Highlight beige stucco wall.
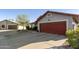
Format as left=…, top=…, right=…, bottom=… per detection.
left=37, top=13, right=74, bottom=31
left=17, top=25, right=26, bottom=30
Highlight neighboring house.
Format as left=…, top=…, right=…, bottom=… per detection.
left=35, top=11, right=79, bottom=35
left=0, top=20, right=17, bottom=30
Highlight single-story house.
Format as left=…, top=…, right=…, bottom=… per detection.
left=35, top=11, right=79, bottom=35
left=0, top=20, right=17, bottom=30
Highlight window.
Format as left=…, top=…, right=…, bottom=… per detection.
left=2, top=25, right=5, bottom=28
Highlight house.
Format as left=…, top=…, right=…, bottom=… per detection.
left=0, top=20, right=17, bottom=30
left=35, top=11, right=79, bottom=35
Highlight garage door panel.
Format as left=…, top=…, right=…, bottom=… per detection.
left=8, top=25, right=17, bottom=29
left=40, top=21, right=66, bottom=35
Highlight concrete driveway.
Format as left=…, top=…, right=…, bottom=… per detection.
left=0, top=30, right=67, bottom=49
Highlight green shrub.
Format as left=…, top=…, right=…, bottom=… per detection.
left=68, top=37, right=79, bottom=48
left=66, top=29, right=79, bottom=49
left=32, top=25, right=37, bottom=31
left=66, top=29, right=74, bottom=38
left=75, top=27, right=79, bottom=35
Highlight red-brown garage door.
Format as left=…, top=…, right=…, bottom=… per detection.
left=40, top=21, right=66, bottom=35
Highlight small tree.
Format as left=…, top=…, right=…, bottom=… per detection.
left=16, top=14, right=29, bottom=30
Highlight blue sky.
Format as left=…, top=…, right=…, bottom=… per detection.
left=0, top=9, right=79, bottom=22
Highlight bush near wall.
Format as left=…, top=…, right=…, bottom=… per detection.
left=26, top=25, right=38, bottom=31
left=31, top=25, right=37, bottom=31
left=66, top=27, right=79, bottom=49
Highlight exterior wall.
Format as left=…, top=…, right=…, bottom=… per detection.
left=37, top=13, right=74, bottom=31
left=0, top=20, right=17, bottom=30
left=72, top=22, right=77, bottom=30
left=0, top=21, right=7, bottom=30
left=17, top=25, right=26, bottom=30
